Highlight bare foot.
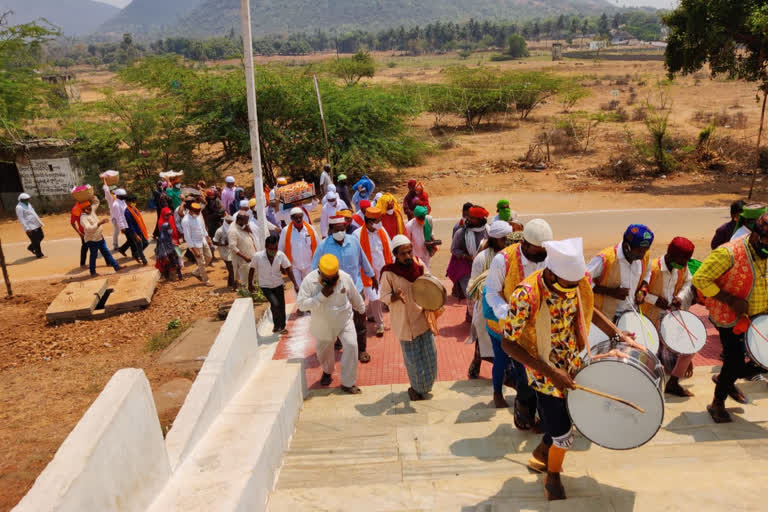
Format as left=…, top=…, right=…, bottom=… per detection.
left=493, top=392, right=510, bottom=409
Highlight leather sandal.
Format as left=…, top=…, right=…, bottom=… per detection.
left=712, top=375, right=748, bottom=404
left=341, top=385, right=362, bottom=395
left=707, top=400, right=732, bottom=423
left=358, top=351, right=371, bottom=363
left=320, top=372, right=332, bottom=386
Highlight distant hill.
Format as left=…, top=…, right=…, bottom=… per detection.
left=98, top=0, right=201, bottom=35
left=100, top=0, right=617, bottom=38
left=0, top=0, right=120, bottom=35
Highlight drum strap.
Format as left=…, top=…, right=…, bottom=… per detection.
left=535, top=304, right=553, bottom=365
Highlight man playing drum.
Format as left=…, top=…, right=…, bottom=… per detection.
left=641, top=237, right=697, bottom=397
left=484, top=219, right=553, bottom=426
left=501, top=238, right=627, bottom=501
left=588, top=224, right=654, bottom=322
left=693, top=214, right=768, bottom=423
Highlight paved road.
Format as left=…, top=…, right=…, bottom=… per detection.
left=1, top=207, right=728, bottom=282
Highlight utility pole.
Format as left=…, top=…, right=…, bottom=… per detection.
left=0, top=239, right=12, bottom=297
left=240, top=0, right=267, bottom=242
left=313, top=74, right=331, bottom=177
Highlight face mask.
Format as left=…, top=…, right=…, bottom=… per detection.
left=174, top=184, right=181, bottom=189
left=669, top=261, right=686, bottom=270
left=373, top=222, right=383, bottom=231
left=387, top=208, right=394, bottom=215
left=329, top=201, right=337, bottom=208
left=332, top=231, right=346, bottom=242
left=416, top=218, right=425, bottom=225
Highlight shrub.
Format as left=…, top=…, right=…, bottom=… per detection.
left=600, top=99, right=620, bottom=111
left=506, top=34, right=529, bottom=59
left=330, top=50, right=375, bottom=86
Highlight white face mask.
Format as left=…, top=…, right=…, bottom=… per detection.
left=373, top=222, right=383, bottom=231
left=387, top=208, right=394, bottom=215
left=332, top=231, right=345, bottom=242
left=174, top=183, right=181, bottom=189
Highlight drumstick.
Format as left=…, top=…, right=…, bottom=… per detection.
left=669, top=310, right=697, bottom=350
left=592, top=309, right=634, bottom=345
left=572, top=384, right=646, bottom=413
left=747, top=317, right=768, bottom=343
left=628, top=302, right=655, bottom=348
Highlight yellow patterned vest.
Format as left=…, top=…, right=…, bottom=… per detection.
left=593, top=245, right=650, bottom=320
left=486, top=243, right=526, bottom=335
left=641, top=257, right=687, bottom=327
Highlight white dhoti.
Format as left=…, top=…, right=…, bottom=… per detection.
left=292, top=266, right=312, bottom=288
left=363, top=285, right=383, bottom=328
left=315, top=319, right=358, bottom=387
left=235, top=257, right=250, bottom=287
left=471, top=298, right=493, bottom=358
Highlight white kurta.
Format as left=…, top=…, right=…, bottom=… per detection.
left=587, top=244, right=652, bottom=316
left=15, top=202, right=43, bottom=231
left=485, top=245, right=545, bottom=320
left=405, top=217, right=432, bottom=269
left=644, top=258, right=694, bottom=312
left=279, top=223, right=319, bottom=286
left=353, top=226, right=391, bottom=301
left=320, top=199, right=348, bottom=238
left=296, top=269, right=365, bottom=387
left=470, top=248, right=496, bottom=357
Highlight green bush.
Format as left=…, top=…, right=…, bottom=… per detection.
left=506, top=34, right=530, bottom=59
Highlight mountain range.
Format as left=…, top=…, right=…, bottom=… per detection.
left=98, top=0, right=197, bottom=35
left=0, top=0, right=119, bottom=35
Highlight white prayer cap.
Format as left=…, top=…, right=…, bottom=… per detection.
left=328, top=183, right=336, bottom=193
left=290, top=207, right=304, bottom=217
left=488, top=220, right=513, bottom=239
left=391, top=234, right=412, bottom=254
left=18, top=192, right=30, bottom=201
left=326, top=191, right=338, bottom=201
left=374, top=192, right=382, bottom=203
left=269, top=189, right=277, bottom=201
left=509, top=210, right=520, bottom=222
left=523, top=218, right=553, bottom=247
left=114, top=188, right=127, bottom=196
left=225, top=176, right=235, bottom=184
left=224, top=214, right=234, bottom=222
left=544, top=238, right=587, bottom=282
left=239, top=199, right=249, bottom=208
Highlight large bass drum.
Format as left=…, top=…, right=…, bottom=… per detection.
left=567, top=340, right=665, bottom=450
left=746, top=314, right=768, bottom=370
left=617, top=311, right=660, bottom=353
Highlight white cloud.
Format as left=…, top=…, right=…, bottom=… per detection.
left=608, top=0, right=678, bottom=8
left=92, top=0, right=132, bottom=7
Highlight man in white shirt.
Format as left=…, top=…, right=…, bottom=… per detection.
left=296, top=254, right=365, bottom=394
left=319, top=163, right=332, bottom=197
left=229, top=212, right=261, bottom=289
left=279, top=207, right=320, bottom=293
left=15, top=193, right=45, bottom=258
left=249, top=235, right=299, bottom=335
left=354, top=206, right=392, bottom=337
left=320, top=191, right=347, bottom=238
left=213, top=215, right=235, bottom=289
left=587, top=224, right=654, bottom=321
left=181, top=203, right=213, bottom=285
left=79, top=198, right=121, bottom=276
left=221, top=176, right=236, bottom=213
left=103, top=183, right=128, bottom=252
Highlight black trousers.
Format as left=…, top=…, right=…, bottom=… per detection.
left=262, top=286, right=286, bottom=331
left=536, top=391, right=572, bottom=446
left=79, top=236, right=88, bottom=266
left=122, top=230, right=147, bottom=263
left=26, top=227, right=44, bottom=256
left=353, top=309, right=367, bottom=353
left=224, top=260, right=235, bottom=288
left=715, top=326, right=764, bottom=401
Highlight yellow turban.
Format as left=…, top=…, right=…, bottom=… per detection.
left=248, top=198, right=257, bottom=208
left=318, top=254, right=339, bottom=275
left=336, top=209, right=353, bottom=219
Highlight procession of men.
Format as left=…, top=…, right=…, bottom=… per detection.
left=13, top=165, right=768, bottom=501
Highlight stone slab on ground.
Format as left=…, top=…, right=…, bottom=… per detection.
left=104, top=269, right=160, bottom=315
left=44, top=278, right=108, bottom=323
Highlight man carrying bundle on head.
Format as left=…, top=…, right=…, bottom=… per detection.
left=354, top=205, right=393, bottom=338
left=447, top=205, right=489, bottom=305
left=588, top=224, right=654, bottom=322
left=484, top=219, right=552, bottom=427
left=297, top=254, right=365, bottom=394
left=381, top=235, right=438, bottom=401
left=467, top=220, right=513, bottom=380
left=641, top=237, right=697, bottom=397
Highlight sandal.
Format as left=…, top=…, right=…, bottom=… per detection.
left=513, top=397, right=536, bottom=431
left=341, top=385, right=362, bottom=395
left=707, top=401, right=732, bottom=423
left=712, top=375, right=748, bottom=404
left=320, top=372, right=332, bottom=386
left=467, top=360, right=480, bottom=379
left=407, top=387, right=425, bottom=401
left=358, top=351, right=371, bottom=363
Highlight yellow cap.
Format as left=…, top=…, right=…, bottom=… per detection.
left=318, top=254, right=339, bottom=276
left=248, top=198, right=257, bottom=208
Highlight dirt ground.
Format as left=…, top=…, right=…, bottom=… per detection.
left=1, top=51, right=767, bottom=510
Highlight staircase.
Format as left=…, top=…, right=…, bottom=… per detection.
left=267, top=370, right=768, bottom=511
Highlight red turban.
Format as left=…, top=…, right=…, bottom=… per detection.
left=668, top=237, right=695, bottom=259
left=468, top=206, right=489, bottom=219
left=408, top=179, right=417, bottom=187
left=359, top=199, right=371, bottom=210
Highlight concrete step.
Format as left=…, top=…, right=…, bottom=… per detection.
left=148, top=359, right=304, bottom=512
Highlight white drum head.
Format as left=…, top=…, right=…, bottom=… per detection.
left=617, top=312, right=660, bottom=353
left=569, top=361, right=664, bottom=450
left=746, top=315, right=768, bottom=370
left=660, top=310, right=707, bottom=355
left=588, top=323, right=610, bottom=346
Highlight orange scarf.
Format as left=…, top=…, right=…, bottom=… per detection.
left=360, top=227, right=393, bottom=287
left=126, top=205, right=148, bottom=239
left=284, top=222, right=317, bottom=262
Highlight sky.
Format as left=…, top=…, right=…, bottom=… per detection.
left=93, top=0, right=131, bottom=7
left=608, top=0, right=678, bottom=8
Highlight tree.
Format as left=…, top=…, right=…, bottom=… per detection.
left=330, top=50, right=375, bottom=86
left=506, top=34, right=529, bottom=59
left=598, top=13, right=610, bottom=37
left=0, top=12, right=59, bottom=140
left=665, top=0, right=768, bottom=197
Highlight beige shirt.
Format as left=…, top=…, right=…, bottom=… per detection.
left=380, top=261, right=431, bottom=342
left=228, top=224, right=259, bottom=263
left=79, top=198, right=105, bottom=243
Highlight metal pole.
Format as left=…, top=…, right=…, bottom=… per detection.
left=240, top=0, right=267, bottom=242
left=313, top=74, right=331, bottom=177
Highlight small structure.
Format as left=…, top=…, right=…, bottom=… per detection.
left=552, top=43, right=563, bottom=61
left=589, top=40, right=607, bottom=51
left=0, top=138, right=83, bottom=212
left=42, top=72, right=81, bottom=103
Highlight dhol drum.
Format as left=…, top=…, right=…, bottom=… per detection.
left=617, top=311, right=660, bottom=353
left=412, top=275, right=446, bottom=311
left=659, top=310, right=707, bottom=355
left=746, top=314, right=768, bottom=370
left=567, top=340, right=665, bottom=450
left=588, top=323, right=610, bottom=346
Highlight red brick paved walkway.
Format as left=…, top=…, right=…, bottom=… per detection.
left=273, top=281, right=722, bottom=390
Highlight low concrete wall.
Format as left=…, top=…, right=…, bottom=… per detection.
left=13, top=369, right=170, bottom=512
left=165, top=298, right=264, bottom=470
